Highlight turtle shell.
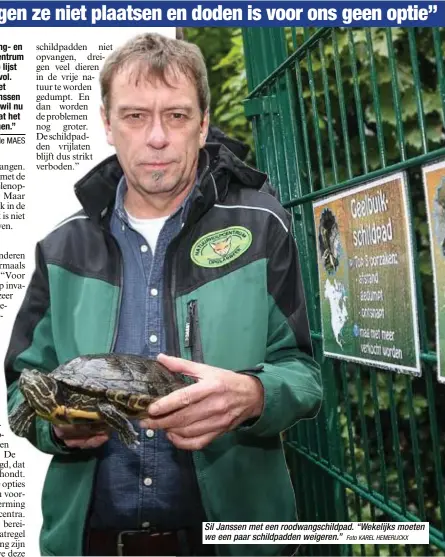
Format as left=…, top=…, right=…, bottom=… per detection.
left=50, top=354, right=187, bottom=403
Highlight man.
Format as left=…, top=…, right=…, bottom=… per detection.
left=5, top=33, right=322, bottom=557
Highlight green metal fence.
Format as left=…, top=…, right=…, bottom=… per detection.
left=242, top=27, right=445, bottom=556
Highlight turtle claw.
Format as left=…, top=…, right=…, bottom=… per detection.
left=128, top=438, right=141, bottom=450
left=117, top=429, right=139, bottom=448
left=97, top=402, right=140, bottom=447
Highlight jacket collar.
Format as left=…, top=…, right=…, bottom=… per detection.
left=74, top=143, right=268, bottom=224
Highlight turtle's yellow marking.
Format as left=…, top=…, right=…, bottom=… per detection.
left=65, top=409, right=100, bottom=420
left=130, top=397, right=150, bottom=411
left=53, top=406, right=66, bottom=419
left=36, top=406, right=100, bottom=422
left=114, top=392, right=148, bottom=411
left=35, top=406, right=66, bottom=420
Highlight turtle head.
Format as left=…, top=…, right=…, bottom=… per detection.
left=19, top=370, right=60, bottom=419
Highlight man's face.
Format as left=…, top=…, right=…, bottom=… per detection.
left=101, top=64, right=209, bottom=200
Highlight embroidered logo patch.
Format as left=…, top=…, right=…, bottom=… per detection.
left=191, top=226, right=252, bottom=268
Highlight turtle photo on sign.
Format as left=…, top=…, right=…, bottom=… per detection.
left=318, top=207, right=342, bottom=275
left=9, top=354, right=187, bottom=447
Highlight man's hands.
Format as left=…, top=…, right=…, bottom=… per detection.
left=52, top=423, right=110, bottom=449
left=139, top=354, right=264, bottom=451
left=51, top=354, right=265, bottom=451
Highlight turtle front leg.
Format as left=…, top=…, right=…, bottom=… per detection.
left=97, top=402, right=139, bottom=448
left=9, top=401, right=35, bottom=437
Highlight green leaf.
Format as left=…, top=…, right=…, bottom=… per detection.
left=401, top=88, right=420, bottom=119
left=423, top=90, right=443, bottom=115
left=405, top=125, right=424, bottom=150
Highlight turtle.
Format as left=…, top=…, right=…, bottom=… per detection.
left=9, top=354, right=188, bottom=447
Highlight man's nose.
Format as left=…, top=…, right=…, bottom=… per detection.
left=145, top=117, right=169, bottom=149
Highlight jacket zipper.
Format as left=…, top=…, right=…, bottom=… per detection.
left=168, top=248, right=180, bottom=356
left=164, top=155, right=211, bottom=358
left=162, top=157, right=212, bottom=523
left=109, top=233, right=124, bottom=351
left=184, top=300, right=204, bottom=363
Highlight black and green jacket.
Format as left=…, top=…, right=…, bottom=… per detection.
left=5, top=143, right=322, bottom=557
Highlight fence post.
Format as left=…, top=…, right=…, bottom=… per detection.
left=242, top=28, right=349, bottom=556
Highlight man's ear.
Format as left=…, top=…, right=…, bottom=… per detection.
left=100, top=105, right=114, bottom=147
left=199, top=110, right=210, bottom=148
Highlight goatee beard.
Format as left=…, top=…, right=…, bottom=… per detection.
left=151, top=170, right=166, bottom=182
